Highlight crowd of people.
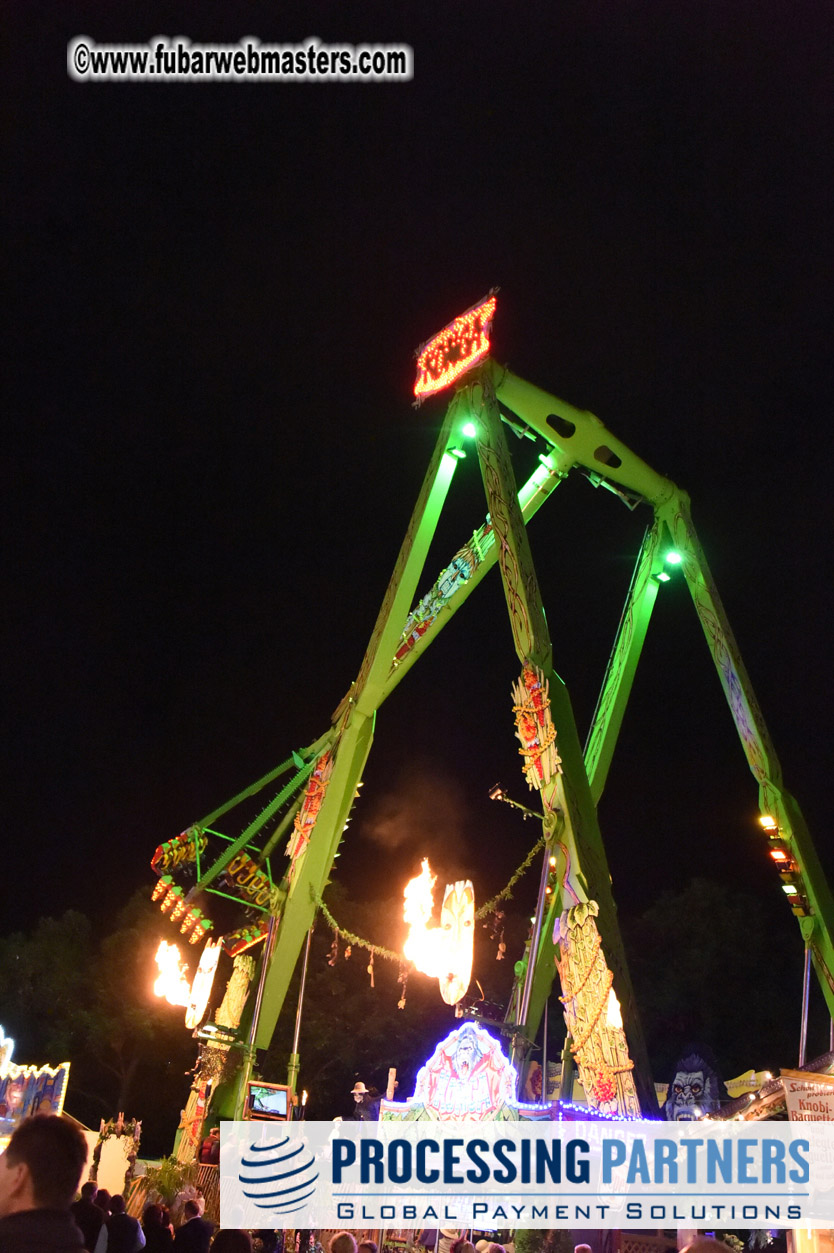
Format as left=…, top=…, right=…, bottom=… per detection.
left=0, top=1115, right=223, bottom=1253
left=70, top=1174, right=215, bottom=1252
left=0, top=1113, right=765, bottom=1253
left=415, top=1230, right=507, bottom=1253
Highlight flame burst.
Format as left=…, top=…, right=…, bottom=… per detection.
left=403, top=858, right=474, bottom=1005
left=154, top=940, right=191, bottom=1007
left=404, top=860, right=446, bottom=975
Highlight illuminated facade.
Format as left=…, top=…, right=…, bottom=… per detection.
left=0, top=1026, right=70, bottom=1144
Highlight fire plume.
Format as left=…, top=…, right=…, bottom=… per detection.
left=153, top=940, right=191, bottom=1007
left=403, top=858, right=475, bottom=1005
left=403, top=859, right=448, bottom=977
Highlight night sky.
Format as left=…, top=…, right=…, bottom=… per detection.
left=6, top=3, right=834, bottom=1060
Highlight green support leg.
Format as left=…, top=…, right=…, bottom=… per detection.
left=659, top=492, right=834, bottom=1016
left=253, top=400, right=464, bottom=1050
left=584, top=519, right=664, bottom=804
left=464, top=369, right=656, bottom=1115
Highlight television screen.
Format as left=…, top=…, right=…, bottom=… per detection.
left=246, top=1082, right=289, bottom=1120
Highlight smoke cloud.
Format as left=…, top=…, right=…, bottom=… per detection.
left=359, top=761, right=468, bottom=874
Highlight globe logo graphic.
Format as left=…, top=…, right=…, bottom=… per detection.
left=238, top=1135, right=319, bottom=1216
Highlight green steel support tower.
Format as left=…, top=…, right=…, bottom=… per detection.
left=150, top=298, right=834, bottom=1130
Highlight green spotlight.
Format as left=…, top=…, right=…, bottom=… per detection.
left=666, top=551, right=682, bottom=565
left=462, top=421, right=477, bottom=439
left=655, top=571, right=671, bottom=583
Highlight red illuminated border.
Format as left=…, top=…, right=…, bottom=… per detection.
left=413, top=294, right=497, bottom=401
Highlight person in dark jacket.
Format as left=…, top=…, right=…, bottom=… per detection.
left=0, top=1113, right=88, bottom=1252
left=172, top=1199, right=213, bottom=1253
left=142, top=1203, right=174, bottom=1253
left=72, top=1181, right=105, bottom=1252
left=106, top=1193, right=146, bottom=1252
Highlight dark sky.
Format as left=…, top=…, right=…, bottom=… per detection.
left=5, top=2, right=834, bottom=1049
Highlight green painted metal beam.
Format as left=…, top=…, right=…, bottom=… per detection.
left=487, top=361, right=676, bottom=507
left=658, top=491, right=834, bottom=1017
left=352, top=396, right=467, bottom=718
left=254, top=712, right=378, bottom=1052
left=378, top=450, right=569, bottom=704
left=193, top=751, right=311, bottom=831
left=253, top=400, right=463, bottom=1050
left=464, top=371, right=657, bottom=1116
left=192, top=756, right=317, bottom=896
left=584, top=519, right=665, bottom=805
left=258, top=794, right=304, bottom=864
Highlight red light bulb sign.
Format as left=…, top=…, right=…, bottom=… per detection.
left=414, top=294, right=497, bottom=401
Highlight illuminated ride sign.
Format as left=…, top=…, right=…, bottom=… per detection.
left=380, top=1021, right=548, bottom=1121
left=413, top=293, right=497, bottom=402
left=378, top=1022, right=631, bottom=1125
left=0, top=1026, right=70, bottom=1141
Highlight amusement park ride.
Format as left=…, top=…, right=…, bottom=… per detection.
left=149, top=295, right=834, bottom=1149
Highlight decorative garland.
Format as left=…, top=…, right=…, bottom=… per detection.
left=477, top=834, right=546, bottom=916
left=311, top=832, right=549, bottom=1000
left=315, top=895, right=401, bottom=963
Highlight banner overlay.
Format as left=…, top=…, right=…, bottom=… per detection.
left=220, top=1120, right=834, bottom=1229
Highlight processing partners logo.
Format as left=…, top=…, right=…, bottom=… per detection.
left=237, top=1132, right=319, bottom=1218
left=221, top=1119, right=834, bottom=1230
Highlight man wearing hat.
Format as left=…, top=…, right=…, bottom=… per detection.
left=350, top=1081, right=380, bottom=1122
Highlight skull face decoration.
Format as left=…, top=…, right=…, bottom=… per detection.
left=438, top=880, right=475, bottom=1005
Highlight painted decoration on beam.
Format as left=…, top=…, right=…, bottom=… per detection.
left=554, top=901, right=641, bottom=1117
left=394, top=533, right=490, bottom=665
left=403, top=859, right=474, bottom=1005
left=413, top=294, right=497, bottom=402
left=512, top=663, right=562, bottom=790
left=286, top=750, right=334, bottom=885
left=0, top=1027, right=70, bottom=1138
